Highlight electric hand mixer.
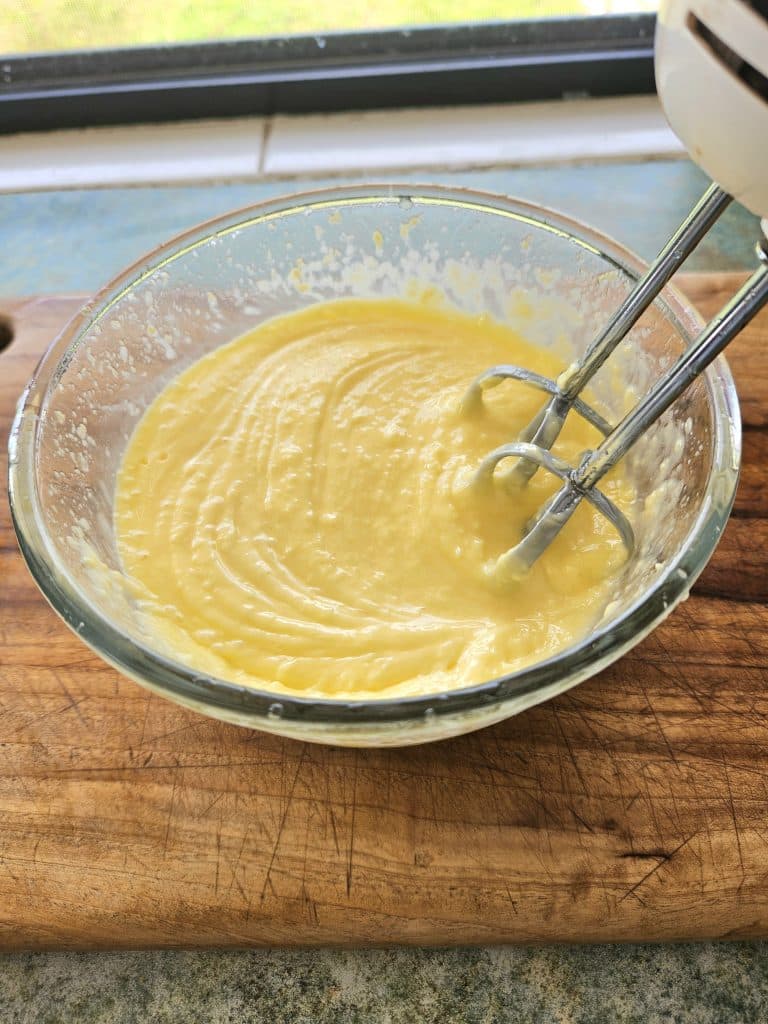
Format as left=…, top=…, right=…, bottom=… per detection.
left=465, top=0, right=768, bottom=583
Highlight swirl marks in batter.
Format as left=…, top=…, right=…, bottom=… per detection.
left=115, top=298, right=631, bottom=698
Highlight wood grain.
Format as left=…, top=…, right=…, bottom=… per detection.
left=1, top=278, right=767, bottom=951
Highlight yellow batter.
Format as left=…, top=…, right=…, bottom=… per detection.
left=115, top=298, right=631, bottom=699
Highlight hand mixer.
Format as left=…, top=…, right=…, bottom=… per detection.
left=464, top=0, right=768, bottom=583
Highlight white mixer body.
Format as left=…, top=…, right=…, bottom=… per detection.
left=655, top=0, right=768, bottom=225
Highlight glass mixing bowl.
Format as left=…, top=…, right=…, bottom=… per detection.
left=8, top=185, right=740, bottom=747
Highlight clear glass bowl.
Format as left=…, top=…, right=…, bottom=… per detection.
left=8, top=185, right=740, bottom=746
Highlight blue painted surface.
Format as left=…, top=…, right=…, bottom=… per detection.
left=0, top=159, right=761, bottom=297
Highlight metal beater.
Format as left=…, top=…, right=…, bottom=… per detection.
left=462, top=1, right=768, bottom=581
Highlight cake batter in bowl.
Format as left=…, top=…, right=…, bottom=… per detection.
left=8, top=186, right=740, bottom=746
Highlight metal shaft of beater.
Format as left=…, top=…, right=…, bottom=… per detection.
left=501, top=245, right=768, bottom=580
left=507, top=183, right=733, bottom=486
left=578, top=254, right=768, bottom=493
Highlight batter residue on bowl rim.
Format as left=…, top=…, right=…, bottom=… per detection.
left=115, top=297, right=632, bottom=699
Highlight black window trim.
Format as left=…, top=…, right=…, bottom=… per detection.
left=0, top=14, right=656, bottom=135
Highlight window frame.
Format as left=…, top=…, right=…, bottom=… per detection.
left=0, top=14, right=656, bottom=134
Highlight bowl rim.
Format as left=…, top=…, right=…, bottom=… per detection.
left=7, top=182, right=742, bottom=727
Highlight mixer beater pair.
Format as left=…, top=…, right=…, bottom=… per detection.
left=464, top=184, right=768, bottom=581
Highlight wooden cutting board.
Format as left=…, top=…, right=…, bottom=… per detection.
left=1, top=276, right=767, bottom=952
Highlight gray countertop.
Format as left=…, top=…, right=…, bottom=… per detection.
left=3, top=944, right=768, bottom=1023
left=1, top=159, right=767, bottom=1022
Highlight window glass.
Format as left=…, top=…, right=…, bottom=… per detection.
left=2, top=2, right=660, bottom=55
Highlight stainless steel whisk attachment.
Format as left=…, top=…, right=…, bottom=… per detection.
left=463, top=184, right=768, bottom=582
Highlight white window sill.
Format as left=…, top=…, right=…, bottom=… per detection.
left=0, top=95, right=684, bottom=193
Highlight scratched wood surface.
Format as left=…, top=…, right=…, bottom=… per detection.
left=1, top=276, right=767, bottom=952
